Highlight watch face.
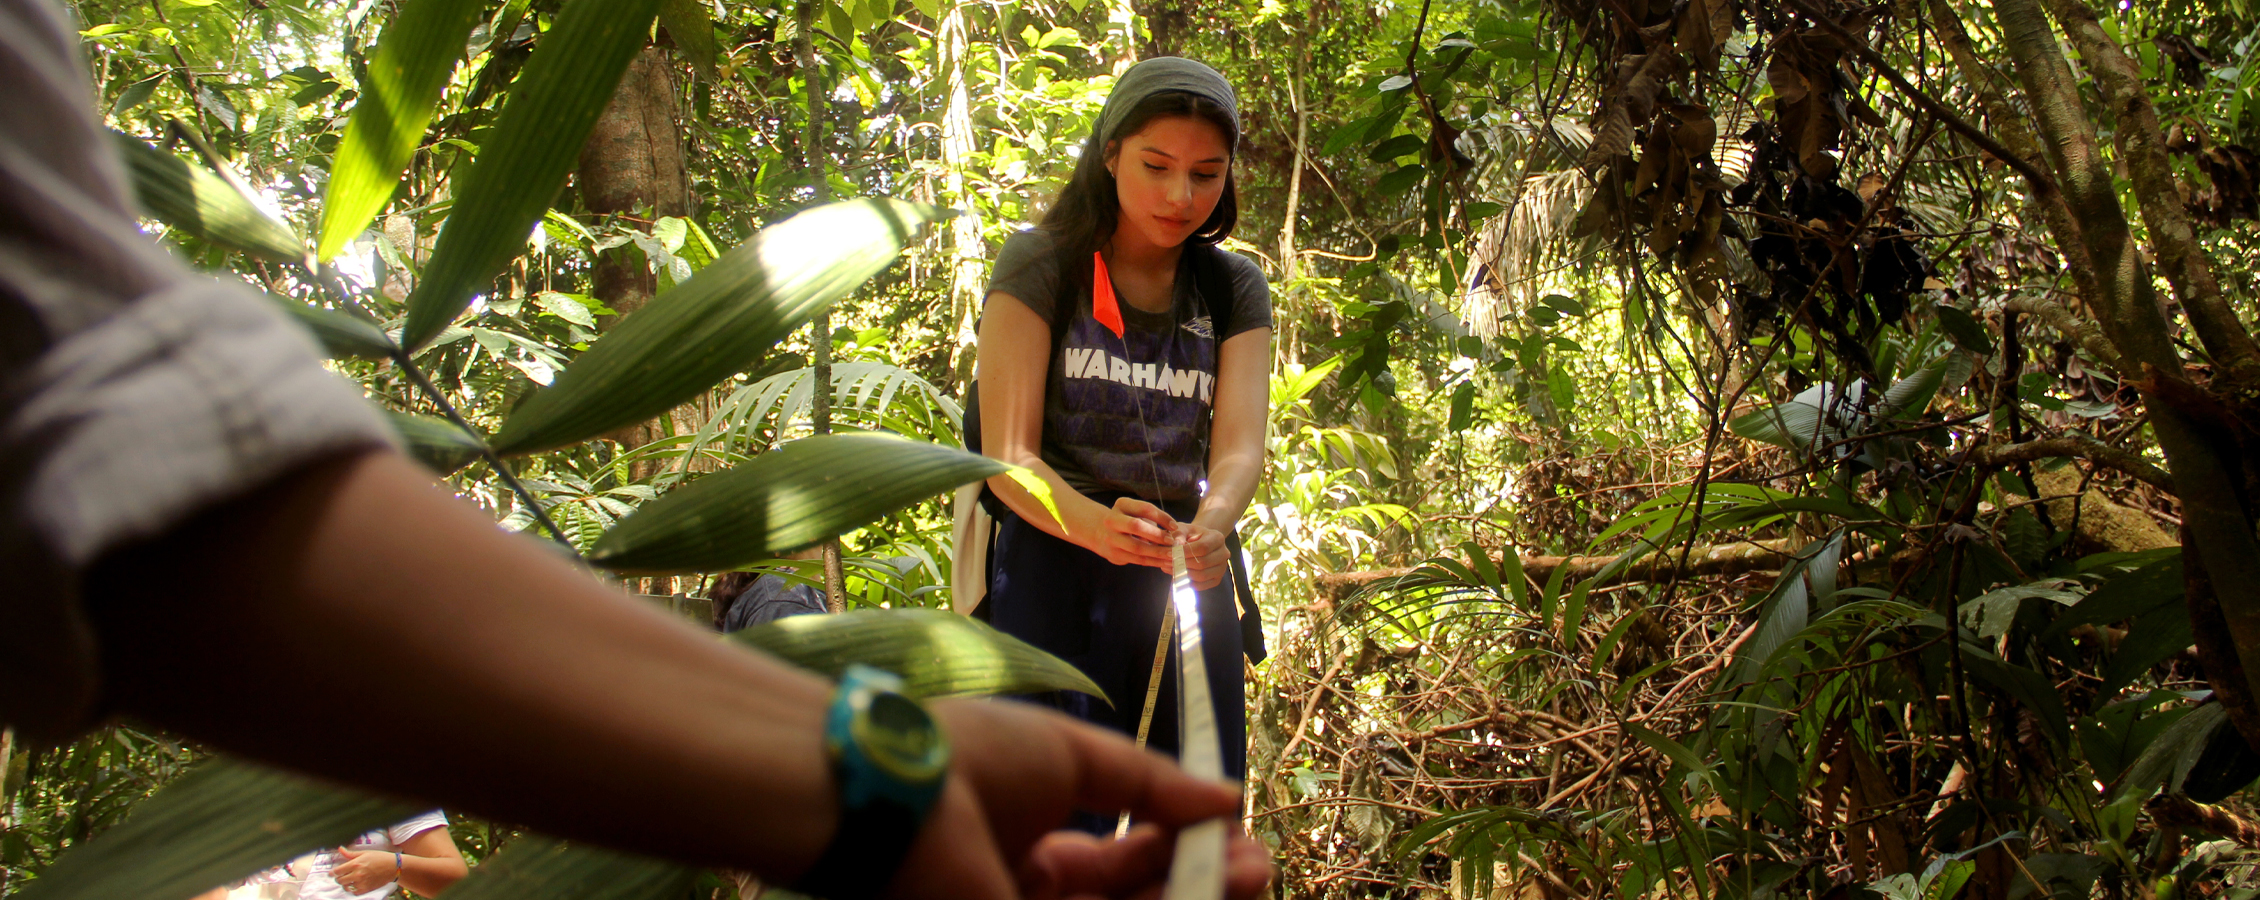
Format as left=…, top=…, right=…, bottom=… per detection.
left=856, top=693, right=948, bottom=783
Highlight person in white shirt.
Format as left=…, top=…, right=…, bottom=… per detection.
left=196, top=811, right=466, bottom=899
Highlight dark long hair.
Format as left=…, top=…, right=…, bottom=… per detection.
left=1037, top=89, right=1240, bottom=264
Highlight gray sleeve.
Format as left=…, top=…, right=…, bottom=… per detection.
left=1221, top=250, right=1272, bottom=338
left=984, top=230, right=1061, bottom=326
left=0, top=0, right=395, bottom=738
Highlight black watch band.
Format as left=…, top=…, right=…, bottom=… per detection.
left=791, top=795, right=925, bottom=900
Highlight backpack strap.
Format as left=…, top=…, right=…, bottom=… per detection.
left=1186, top=242, right=1236, bottom=342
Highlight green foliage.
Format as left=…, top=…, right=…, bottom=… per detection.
left=490, top=200, right=947, bottom=455
left=314, top=0, right=488, bottom=261
left=49, top=0, right=2260, bottom=895
left=12, top=760, right=417, bottom=900
left=400, top=0, right=666, bottom=349
left=113, top=133, right=304, bottom=264
left=590, top=433, right=1007, bottom=573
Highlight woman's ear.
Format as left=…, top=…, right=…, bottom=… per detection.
left=1103, top=139, right=1120, bottom=178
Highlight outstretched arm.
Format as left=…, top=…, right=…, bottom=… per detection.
left=89, top=450, right=1267, bottom=899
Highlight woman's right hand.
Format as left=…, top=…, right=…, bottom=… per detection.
left=1095, top=497, right=1177, bottom=569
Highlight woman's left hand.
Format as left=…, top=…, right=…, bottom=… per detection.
left=1175, top=525, right=1230, bottom=591
left=329, top=847, right=399, bottom=895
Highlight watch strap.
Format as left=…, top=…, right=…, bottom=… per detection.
left=791, top=665, right=946, bottom=900
left=792, top=794, right=925, bottom=900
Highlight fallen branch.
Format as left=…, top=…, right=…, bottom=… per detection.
left=1312, top=539, right=1796, bottom=601
left=2149, top=795, right=2260, bottom=848
left=1966, top=434, right=2174, bottom=493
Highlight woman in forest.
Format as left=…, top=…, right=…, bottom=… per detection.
left=974, top=56, right=1272, bottom=810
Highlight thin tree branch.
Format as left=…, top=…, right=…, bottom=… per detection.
left=1778, top=0, right=2059, bottom=199
left=1966, top=434, right=2174, bottom=493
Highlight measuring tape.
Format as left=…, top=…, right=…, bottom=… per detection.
left=1089, top=250, right=1228, bottom=900
left=1161, top=541, right=1227, bottom=900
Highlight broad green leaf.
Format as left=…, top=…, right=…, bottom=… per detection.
left=14, top=759, right=414, bottom=900
left=2047, top=554, right=2183, bottom=639
left=589, top=432, right=1005, bottom=573
left=491, top=200, right=943, bottom=455
left=114, top=132, right=304, bottom=264
left=735, top=608, right=1107, bottom=701
left=1728, top=400, right=1827, bottom=451
left=1960, top=643, right=2070, bottom=747
left=400, top=0, right=667, bottom=349
left=657, top=0, right=719, bottom=75
left=2099, top=600, right=2196, bottom=700
left=112, top=75, right=161, bottom=117
left=268, top=296, right=398, bottom=360
left=314, top=0, right=488, bottom=261
left=389, top=411, right=487, bottom=474
left=1922, top=860, right=1975, bottom=900
left=1724, top=533, right=1842, bottom=687
left=440, top=836, right=695, bottom=900
left=1496, top=545, right=1532, bottom=611
left=2118, top=701, right=2225, bottom=800
left=1957, top=579, right=2080, bottom=639
left=1878, top=352, right=1972, bottom=420
left=1935, top=305, right=1995, bottom=355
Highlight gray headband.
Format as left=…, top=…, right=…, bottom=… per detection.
left=1093, top=57, right=1240, bottom=152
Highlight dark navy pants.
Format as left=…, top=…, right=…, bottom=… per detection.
left=986, top=511, right=1247, bottom=817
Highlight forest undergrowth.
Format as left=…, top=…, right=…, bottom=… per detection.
left=11, top=0, right=2260, bottom=894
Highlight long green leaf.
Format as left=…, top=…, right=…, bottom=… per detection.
left=15, top=759, right=414, bottom=900
left=491, top=200, right=944, bottom=455
left=113, top=132, right=304, bottom=264
left=269, top=295, right=399, bottom=360
left=399, top=0, right=666, bottom=349
left=314, top=0, right=489, bottom=261
left=588, top=432, right=1005, bottom=573
left=440, top=836, right=695, bottom=900
left=736, top=608, right=1107, bottom=701
left=656, top=0, right=718, bottom=75
left=2119, top=701, right=2226, bottom=800
left=389, top=411, right=488, bottom=474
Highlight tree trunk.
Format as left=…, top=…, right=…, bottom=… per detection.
left=1276, top=24, right=1307, bottom=368
left=579, top=45, right=698, bottom=489
left=1986, top=0, right=2260, bottom=749
left=1130, top=0, right=1185, bottom=58
left=2041, top=0, right=2260, bottom=387
left=796, top=0, right=849, bottom=612
left=580, top=45, right=690, bottom=321
left=941, top=0, right=986, bottom=393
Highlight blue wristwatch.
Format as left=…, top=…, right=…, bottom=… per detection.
left=793, top=664, right=949, bottom=900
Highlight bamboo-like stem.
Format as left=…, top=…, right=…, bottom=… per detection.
left=796, top=0, right=849, bottom=612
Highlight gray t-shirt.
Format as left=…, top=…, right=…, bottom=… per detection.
left=1, top=0, right=395, bottom=738
left=985, top=230, right=1270, bottom=505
